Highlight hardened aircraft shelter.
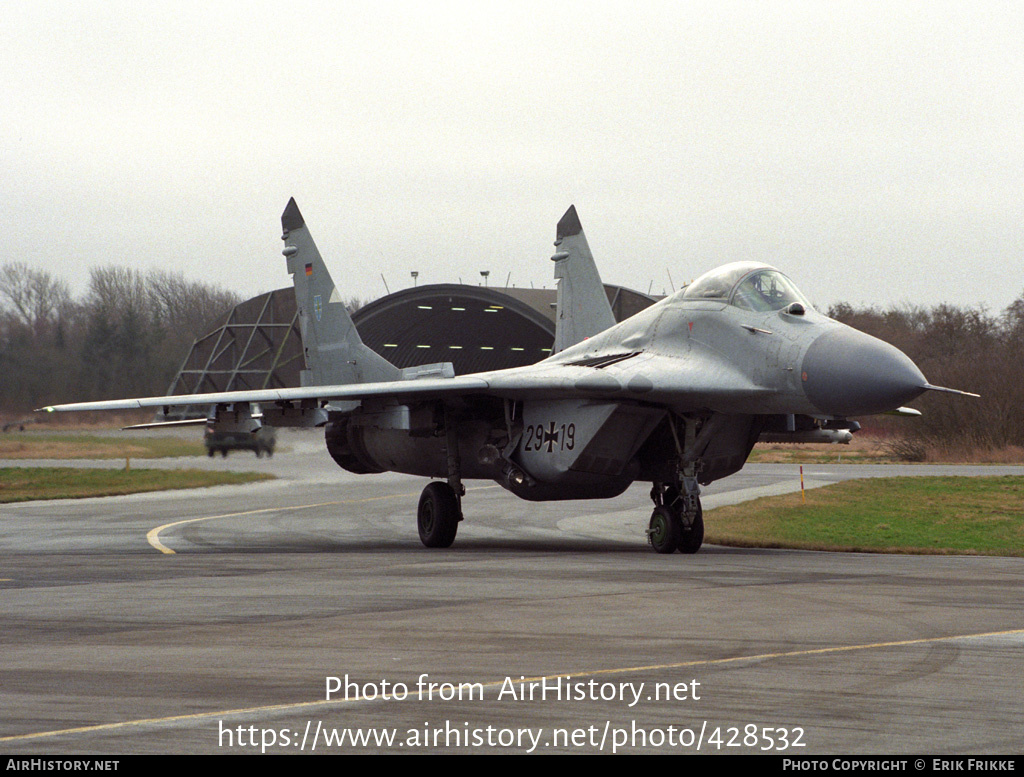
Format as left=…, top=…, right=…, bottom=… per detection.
left=167, top=283, right=656, bottom=397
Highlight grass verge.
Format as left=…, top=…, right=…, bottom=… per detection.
left=0, top=433, right=205, bottom=459
left=706, top=476, right=1024, bottom=556
left=748, top=442, right=894, bottom=464
left=0, top=467, right=273, bottom=503
left=749, top=437, right=1024, bottom=465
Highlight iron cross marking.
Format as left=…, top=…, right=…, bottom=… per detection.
left=542, top=421, right=559, bottom=452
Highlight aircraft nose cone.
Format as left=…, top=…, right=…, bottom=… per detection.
left=801, top=327, right=927, bottom=416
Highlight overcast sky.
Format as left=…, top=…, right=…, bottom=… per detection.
left=4, top=1, right=1022, bottom=313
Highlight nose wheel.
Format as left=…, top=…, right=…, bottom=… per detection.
left=649, top=414, right=706, bottom=554
left=648, top=489, right=704, bottom=554
left=648, top=506, right=681, bottom=554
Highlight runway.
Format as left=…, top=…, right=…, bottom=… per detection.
left=1, top=430, right=1022, bottom=754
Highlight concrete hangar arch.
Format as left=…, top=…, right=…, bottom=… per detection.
left=352, top=283, right=656, bottom=375
left=353, top=284, right=555, bottom=375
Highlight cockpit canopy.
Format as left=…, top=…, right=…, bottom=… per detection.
left=682, top=261, right=811, bottom=312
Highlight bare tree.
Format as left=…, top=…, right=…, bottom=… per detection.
left=0, top=262, right=73, bottom=337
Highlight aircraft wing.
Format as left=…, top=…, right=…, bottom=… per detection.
left=40, top=354, right=771, bottom=415
left=37, top=375, right=493, bottom=413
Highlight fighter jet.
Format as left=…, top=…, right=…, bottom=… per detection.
left=40, top=200, right=975, bottom=553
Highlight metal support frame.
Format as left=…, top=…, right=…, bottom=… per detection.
left=162, top=289, right=304, bottom=418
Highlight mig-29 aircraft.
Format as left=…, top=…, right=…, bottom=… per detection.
left=41, top=200, right=974, bottom=553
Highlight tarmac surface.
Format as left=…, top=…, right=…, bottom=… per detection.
left=1, top=430, right=1022, bottom=754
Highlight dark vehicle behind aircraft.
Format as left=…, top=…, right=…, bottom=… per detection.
left=204, top=425, right=276, bottom=458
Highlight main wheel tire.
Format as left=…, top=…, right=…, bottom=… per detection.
left=418, top=482, right=460, bottom=548
left=648, top=506, right=681, bottom=554
left=677, top=502, right=704, bottom=554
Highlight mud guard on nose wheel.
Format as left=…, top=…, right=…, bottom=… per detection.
left=677, top=504, right=704, bottom=554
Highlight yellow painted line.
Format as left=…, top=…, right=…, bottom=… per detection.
left=147, top=485, right=499, bottom=554
left=2, top=627, right=1021, bottom=745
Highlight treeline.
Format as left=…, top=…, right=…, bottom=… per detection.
left=3, top=260, right=1022, bottom=459
left=830, top=294, right=1024, bottom=459
left=0, top=263, right=239, bottom=412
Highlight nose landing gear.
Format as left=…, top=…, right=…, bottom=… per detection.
left=648, top=487, right=704, bottom=554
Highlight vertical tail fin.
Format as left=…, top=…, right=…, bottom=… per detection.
left=551, top=205, right=616, bottom=354
left=281, top=198, right=400, bottom=386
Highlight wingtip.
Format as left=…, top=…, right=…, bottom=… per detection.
left=281, top=197, right=305, bottom=231
left=556, top=205, right=582, bottom=240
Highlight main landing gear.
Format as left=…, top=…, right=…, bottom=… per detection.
left=418, top=404, right=464, bottom=549
left=417, top=481, right=461, bottom=548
